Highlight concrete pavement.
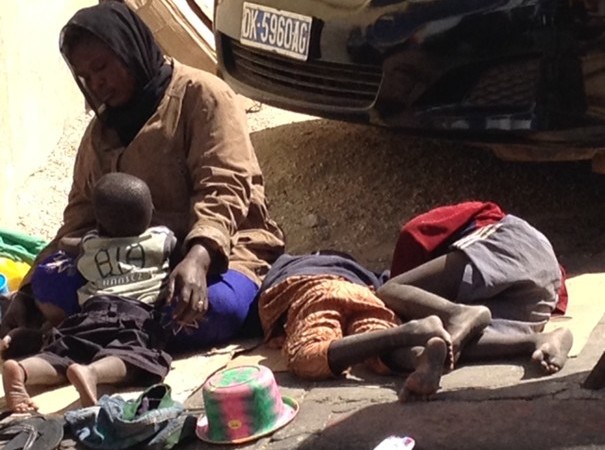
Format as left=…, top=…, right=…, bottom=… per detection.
left=181, top=315, right=605, bottom=450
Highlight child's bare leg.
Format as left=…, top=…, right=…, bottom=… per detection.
left=380, top=283, right=490, bottom=363
left=2, top=357, right=65, bottom=412
left=399, top=338, right=450, bottom=402
left=378, top=252, right=491, bottom=362
left=67, top=356, right=137, bottom=407
left=382, top=339, right=451, bottom=402
left=327, top=315, right=451, bottom=375
left=461, top=327, right=573, bottom=374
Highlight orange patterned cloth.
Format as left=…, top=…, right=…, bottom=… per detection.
left=258, top=275, right=401, bottom=380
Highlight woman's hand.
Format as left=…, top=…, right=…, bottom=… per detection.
left=167, top=241, right=212, bottom=326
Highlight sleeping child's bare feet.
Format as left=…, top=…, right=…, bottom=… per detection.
left=399, top=337, right=449, bottom=402
left=531, top=328, right=573, bottom=374
left=446, top=304, right=491, bottom=365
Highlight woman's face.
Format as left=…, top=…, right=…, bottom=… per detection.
left=68, top=38, right=137, bottom=108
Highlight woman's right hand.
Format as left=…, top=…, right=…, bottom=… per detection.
left=166, top=241, right=212, bottom=327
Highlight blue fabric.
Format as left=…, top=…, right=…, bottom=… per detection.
left=31, top=257, right=259, bottom=351
left=30, top=251, right=86, bottom=316
left=260, top=253, right=385, bottom=294
left=64, top=384, right=185, bottom=450
left=162, top=269, right=259, bottom=352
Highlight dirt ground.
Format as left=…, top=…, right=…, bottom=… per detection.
left=247, top=105, right=605, bottom=275
left=17, top=99, right=605, bottom=276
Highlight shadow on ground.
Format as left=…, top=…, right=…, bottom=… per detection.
left=293, top=380, right=605, bottom=450
left=251, top=119, right=605, bottom=274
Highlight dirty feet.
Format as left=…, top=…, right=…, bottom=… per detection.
left=395, top=315, right=452, bottom=348
left=2, top=359, right=38, bottom=412
left=446, top=304, right=492, bottom=365
left=67, top=364, right=98, bottom=407
left=393, top=315, right=453, bottom=370
left=399, top=337, right=449, bottom=402
left=531, top=328, right=573, bottom=374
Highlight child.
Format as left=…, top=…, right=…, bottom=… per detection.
left=256, top=252, right=481, bottom=402
left=2, top=173, right=176, bottom=412
left=378, top=201, right=573, bottom=381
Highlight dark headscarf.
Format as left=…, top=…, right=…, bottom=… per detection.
left=60, top=2, right=173, bottom=145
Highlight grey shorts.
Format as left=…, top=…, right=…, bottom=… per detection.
left=451, top=215, right=561, bottom=334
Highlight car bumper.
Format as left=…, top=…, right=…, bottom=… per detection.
left=216, top=0, right=605, bottom=146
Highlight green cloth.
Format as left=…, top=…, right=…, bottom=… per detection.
left=0, top=228, right=48, bottom=265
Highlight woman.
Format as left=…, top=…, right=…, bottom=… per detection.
left=1, top=2, right=284, bottom=352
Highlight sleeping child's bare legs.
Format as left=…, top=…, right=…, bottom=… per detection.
left=378, top=252, right=492, bottom=363
left=327, top=315, right=452, bottom=375
left=3, top=357, right=66, bottom=412
left=460, top=327, right=573, bottom=374
left=378, top=251, right=572, bottom=373
left=278, top=278, right=451, bottom=401
left=327, top=316, right=453, bottom=400
left=67, top=356, right=138, bottom=407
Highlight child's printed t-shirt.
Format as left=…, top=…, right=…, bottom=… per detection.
left=76, top=226, right=176, bottom=305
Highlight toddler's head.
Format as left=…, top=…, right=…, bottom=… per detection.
left=93, top=172, right=153, bottom=237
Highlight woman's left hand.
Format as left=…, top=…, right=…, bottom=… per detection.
left=167, top=242, right=212, bottom=326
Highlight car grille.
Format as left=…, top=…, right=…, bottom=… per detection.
left=223, top=37, right=382, bottom=109
left=466, top=59, right=540, bottom=107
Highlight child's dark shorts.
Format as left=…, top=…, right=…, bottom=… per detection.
left=38, top=295, right=172, bottom=382
left=452, top=214, right=561, bottom=335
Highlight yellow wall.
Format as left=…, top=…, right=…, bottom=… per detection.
left=0, top=1, right=95, bottom=229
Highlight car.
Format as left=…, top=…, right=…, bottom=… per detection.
left=214, top=0, right=605, bottom=172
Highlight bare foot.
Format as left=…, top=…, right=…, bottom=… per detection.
left=393, top=315, right=453, bottom=369
left=446, top=305, right=492, bottom=365
left=2, top=359, right=38, bottom=412
left=395, top=315, right=452, bottom=346
left=67, top=364, right=99, bottom=407
left=399, top=337, right=448, bottom=402
left=531, top=328, right=573, bottom=374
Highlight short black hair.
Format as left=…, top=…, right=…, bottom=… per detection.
left=93, top=172, right=153, bottom=237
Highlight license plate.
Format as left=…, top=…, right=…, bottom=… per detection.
left=240, top=2, right=312, bottom=61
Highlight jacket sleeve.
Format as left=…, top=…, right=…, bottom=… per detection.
left=182, top=76, right=256, bottom=273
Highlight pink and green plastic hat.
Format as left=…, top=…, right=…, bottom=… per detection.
left=196, top=365, right=299, bottom=444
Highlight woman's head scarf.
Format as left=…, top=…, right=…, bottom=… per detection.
left=60, top=2, right=173, bottom=145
